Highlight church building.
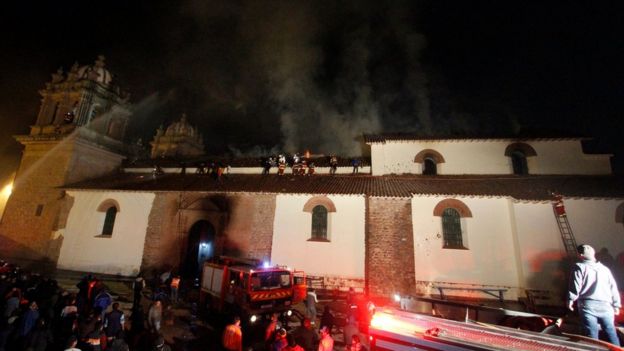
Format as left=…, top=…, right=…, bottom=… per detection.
left=2, top=59, right=623, bottom=304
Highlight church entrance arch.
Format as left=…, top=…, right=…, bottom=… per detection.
left=182, top=220, right=216, bottom=280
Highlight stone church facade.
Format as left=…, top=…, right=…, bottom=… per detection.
left=2, top=59, right=624, bottom=303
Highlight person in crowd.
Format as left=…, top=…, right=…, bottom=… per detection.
left=272, top=328, right=288, bottom=351
left=568, top=244, right=621, bottom=346
left=18, top=301, right=39, bottom=337
left=346, top=335, right=366, bottom=351
left=64, top=335, right=81, bottom=351
left=25, top=318, right=53, bottom=351
left=283, top=333, right=304, bottom=351
left=317, top=326, right=334, bottom=351
left=305, top=288, right=318, bottom=321
left=265, top=313, right=280, bottom=348
left=351, top=158, right=360, bottom=174
left=320, top=305, right=334, bottom=335
left=294, top=318, right=317, bottom=351
left=133, top=274, right=145, bottom=308
left=343, top=315, right=359, bottom=349
left=104, top=302, right=125, bottom=341
left=222, top=316, right=242, bottom=351
left=148, top=300, right=163, bottom=332
left=329, top=156, right=338, bottom=175
left=93, top=289, right=113, bottom=319
left=151, top=334, right=172, bottom=351
left=170, top=276, right=180, bottom=304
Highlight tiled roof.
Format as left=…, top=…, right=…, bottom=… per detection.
left=363, top=134, right=586, bottom=144
left=63, top=173, right=624, bottom=201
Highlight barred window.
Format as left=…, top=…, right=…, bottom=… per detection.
left=311, top=205, right=328, bottom=240
left=442, top=208, right=463, bottom=249
left=102, top=207, right=117, bottom=236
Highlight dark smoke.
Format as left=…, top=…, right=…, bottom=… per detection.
left=143, top=0, right=436, bottom=156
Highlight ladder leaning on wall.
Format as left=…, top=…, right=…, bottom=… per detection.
left=551, top=193, right=578, bottom=258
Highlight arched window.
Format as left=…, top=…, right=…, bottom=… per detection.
left=441, top=208, right=463, bottom=248
left=414, top=149, right=445, bottom=175
left=423, top=157, right=437, bottom=175
left=511, top=151, right=528, bottom=175
left=102, top=206, right=117, bottom=236
left=303, top=196, right=336, bottom=242
left=433, top=199, right=472, bottom=249
left=505, top=143, right=536, bottom=175
left=311, top=205, right=328, bottom=240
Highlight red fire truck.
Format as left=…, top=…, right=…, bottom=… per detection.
left=200, top=256, right=306, bottom=324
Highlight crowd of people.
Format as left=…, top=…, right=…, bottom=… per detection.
left=0, top=262, right=178, bottom=351
left=221, top=286, right=367, bottom=351
left=222, top=312, right=366, bottom=351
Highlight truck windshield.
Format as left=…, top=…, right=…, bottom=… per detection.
left=250, top=271, right=291, bottom=291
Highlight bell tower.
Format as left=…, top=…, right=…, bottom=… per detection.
left=0, top=56, right=132, bottom=264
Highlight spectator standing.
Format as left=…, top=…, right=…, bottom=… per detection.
left=283, top=333, right=304, bottom=351
left=222, top=316, right=242, bottom=351
left=305, top=289, right=318, bottom=321
left=104, top=302, right=125, bottom=341
left=271, top=328, right=288, bottom=351
left=351, top=158, right=360, bottom=174
left=568, top=244, right=621, bottom=346
left=151, top=335, right=171, bottom=351
left=64, top=335, right=81, bottom=351
left=329, top=156, right=338, bottom=175
left=93, top=289, right=113, bottom=319
left=346, top=335, right=366, bottom=351
left=148, top=300, right=163, bottom=333
left=317, top=326, right=334, bottom=351
left=133, top=275, right=145, bottom=308
left=18, top=301, right=39, bottom=337
left=320, top=305, right=334, bottom=334
left=170, top=276, right=180, bottom=304
left=294, top=318, right=317, bottom=351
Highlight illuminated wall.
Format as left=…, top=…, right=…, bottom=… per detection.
left=411, top=196, right=521, bottom=300
left=513, top=198, right=624, bottom=295
left=57, top=191, right=155, bottom=275
left=271, top=194, right=366, bottom=279
left=370, top=139, right=611, bottom=176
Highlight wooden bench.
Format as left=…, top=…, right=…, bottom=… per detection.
left=433, top=286, right=508, bottom=302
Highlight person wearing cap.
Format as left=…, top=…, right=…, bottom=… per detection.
left=317, top=326, right=333, bottom=351
left=568, top=244, right=621, bottom=346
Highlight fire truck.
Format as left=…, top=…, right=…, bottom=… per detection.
left=367, top=307, right=619, bottom=351
left=200, top=256, right=306, bottom=324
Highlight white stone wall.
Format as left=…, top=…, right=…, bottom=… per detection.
left=370, top=139, right=611, bottom=175
left=512, top=198, right=624, bottom=297
left=271, top=194, right=366, bottom=279
left=411, top=196, right=521, bottom=299
left=57, top=191, right=155, bottom=276
left=414, top=196, right=624, bottom=300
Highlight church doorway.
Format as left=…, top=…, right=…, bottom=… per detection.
left=182, top=220, right=216, bottom=280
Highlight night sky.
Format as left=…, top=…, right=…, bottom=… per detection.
left=1, top=1, right=623, bottom=185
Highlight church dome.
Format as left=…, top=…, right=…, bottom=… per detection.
left=165, top=114, right=196, bottom=137
left=77, top=55, right=113, bottom=85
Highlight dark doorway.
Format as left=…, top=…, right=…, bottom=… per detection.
left=182, top=220, right=216, bottom=280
